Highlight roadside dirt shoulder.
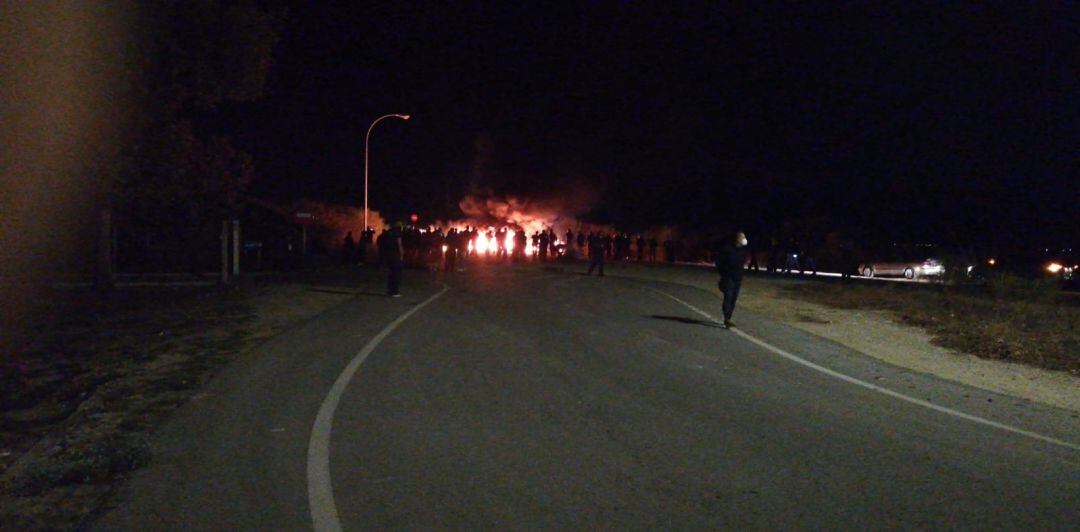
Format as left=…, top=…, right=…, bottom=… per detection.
left=0, top=270, right=372, bottom=529
left=606, top=263, right=1080, bottom=413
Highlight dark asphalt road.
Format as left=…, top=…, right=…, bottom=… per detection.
left=96, top=263, right=1080, bottom=530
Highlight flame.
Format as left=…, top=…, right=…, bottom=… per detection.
left=439, top=226, right=534, bottom=255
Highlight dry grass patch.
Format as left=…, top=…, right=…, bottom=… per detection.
left=784, top=280, right=1080, bottom=375
left=0, top=280, right=352, bottom=529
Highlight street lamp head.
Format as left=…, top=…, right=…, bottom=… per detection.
left=398, top=114, right=411, bottom=120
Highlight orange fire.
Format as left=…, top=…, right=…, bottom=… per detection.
left=454, top=226, right=541, bottom=256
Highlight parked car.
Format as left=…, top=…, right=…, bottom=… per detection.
left=859, top=258, right=944, bottom=279
left=1041, top=248, right=1077, bottom=286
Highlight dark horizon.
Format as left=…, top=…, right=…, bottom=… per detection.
left=213, top=3, right=1075, bottom=250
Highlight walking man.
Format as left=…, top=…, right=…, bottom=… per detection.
left=386, top=221, right=405, bottom=297
left=716, top=231, right=749, bottom=328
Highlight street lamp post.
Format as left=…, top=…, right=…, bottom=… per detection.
left=364, top=113, right=410, bottom=231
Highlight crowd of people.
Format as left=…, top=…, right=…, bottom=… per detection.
left=350, top=224, right=690, bottom=273
left=366, top=223, right=753, bottom=328
left=358, top=222, right=863, bottom=330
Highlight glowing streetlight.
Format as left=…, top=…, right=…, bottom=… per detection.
left=364, top=113, right=410, bottom=230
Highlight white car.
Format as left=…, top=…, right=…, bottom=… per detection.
left=859, top=258, right=944, bottom=279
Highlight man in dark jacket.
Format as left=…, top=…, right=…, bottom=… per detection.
left=716, top=231, right=749, bottom=328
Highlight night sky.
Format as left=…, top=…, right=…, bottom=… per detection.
left=223, top=2, right=1076, bottom=249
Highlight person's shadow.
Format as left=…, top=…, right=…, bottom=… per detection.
left=647, top=315, right=725, bottom=328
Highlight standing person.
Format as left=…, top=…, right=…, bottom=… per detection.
left=538, top=231, right=550, bottom=262
left=360, top=227, right=375, bottom=263
left=648, top=237, right=658, bottom=261
left=385, top=222, right=405, bottom=297
left=466, top=227, right=477, bottom=258
left=496, top=227, right=508, bottom=260
left=716, top=231, right=749, bottom=328
left=636, top=235, right=646, bottom=261
left=663, top=239, right=675, bottom=262
left=343, top=231, right=356, bottom=264
left=513, top=229, right=527, bottom=262
left=839, top=240, right=855, bottom=280
left=452, top=229, right=467, bottom=271
left=587, top=232, right=605, bottom=276
left=443, top=228, right=457, bottom=273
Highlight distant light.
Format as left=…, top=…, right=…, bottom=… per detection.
left=400, top=114, right=411, bottom=120
left=987, top=258, right=996, bottom=265
left=1046, top=262, right=1063, bottom=274
left=410, top=213, right=419, bottom=223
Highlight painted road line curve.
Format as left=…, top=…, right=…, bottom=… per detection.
left=644, top=286, right=1080, bottom=453
left=307, top=285, right=451, bottom=532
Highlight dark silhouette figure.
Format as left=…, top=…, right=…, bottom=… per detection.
left=663, top=239, right=675, bottom=262
left=384, top=223, right=405, bottom=297
left=496, top=228, right=508, bottom=260
left=649, top=237, right=658, bottom=261
left=444, top=228, right=459, bottom=272
left=513, top=229, right=527, bottom=261
left=343, top=231, right=356, bottom=264
left=800, top=250, right=817, bottom=276
left=636, top=235, right=645, bottom=261
left=587, top=232, right=605, bottom=276
left=538, top=231, right=550, bottom=262
left=716, top=231, right=749, bottom=328
left=360, top=227, right=376, bottom=263
left=840, top=241, right=855, bottom=280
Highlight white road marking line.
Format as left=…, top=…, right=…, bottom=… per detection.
left=307, top=284, right=450, bottom=532
left=645, top=286, right=1080, bottom=453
